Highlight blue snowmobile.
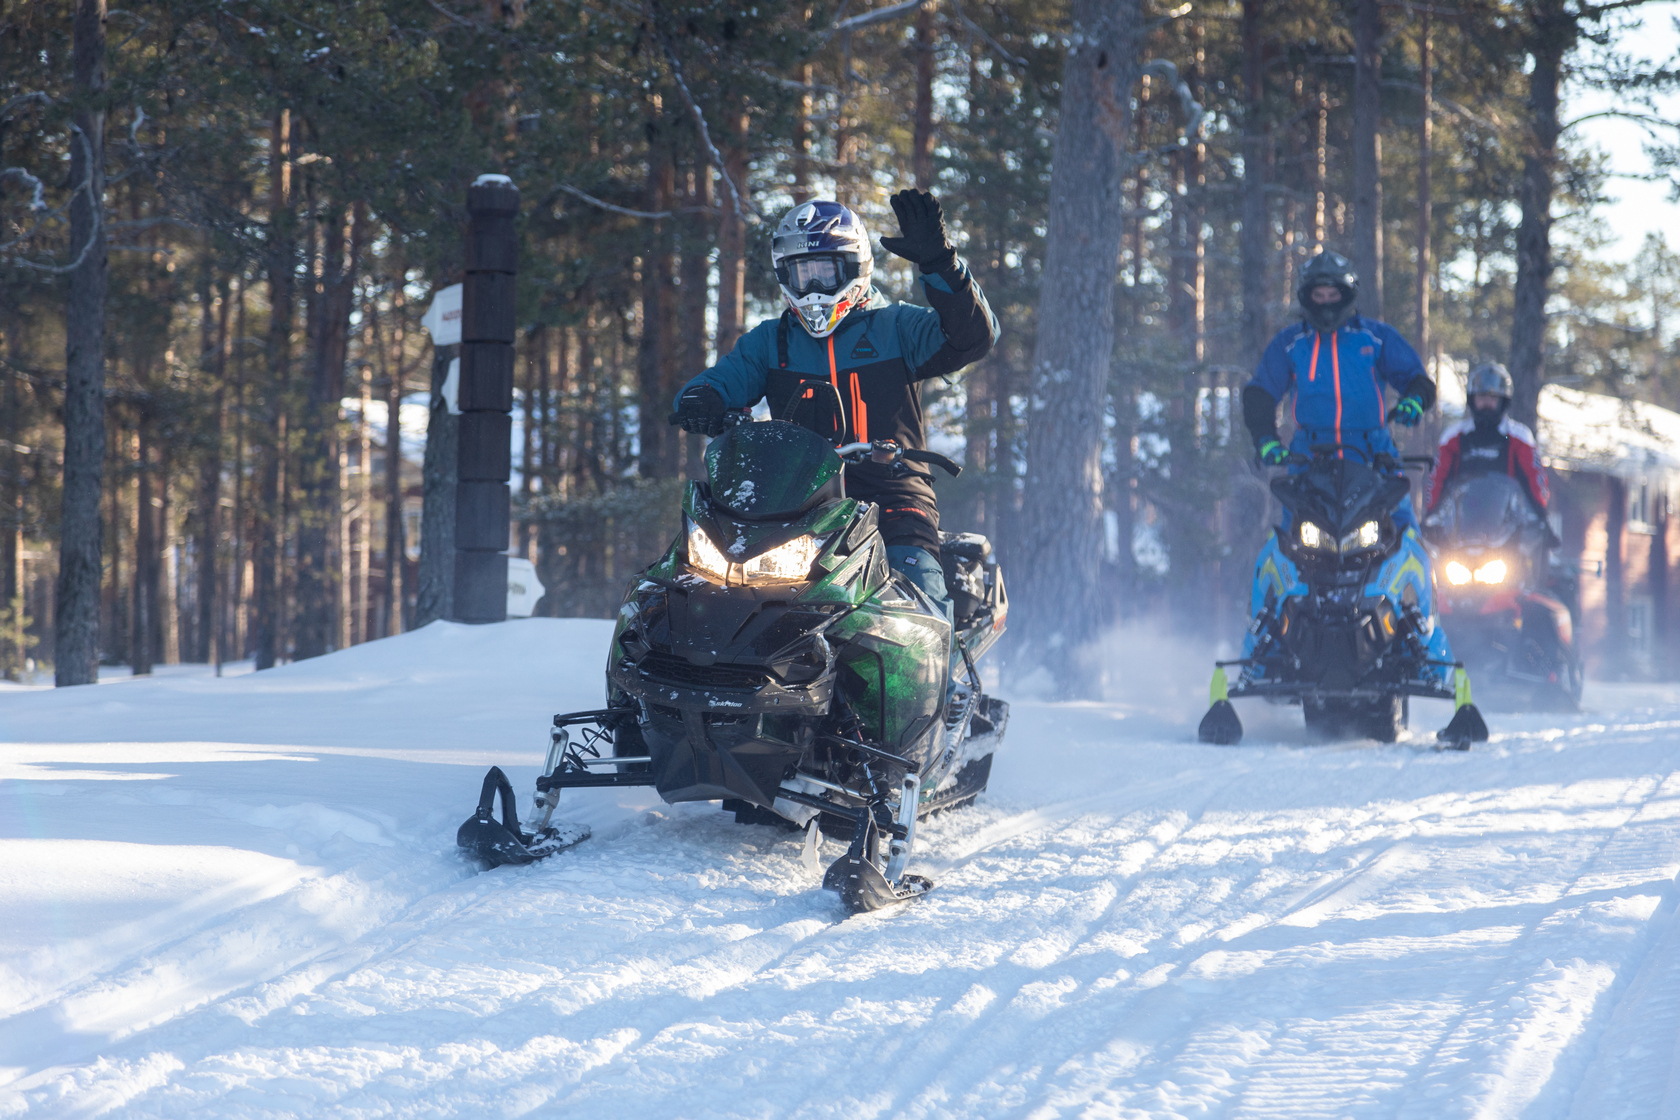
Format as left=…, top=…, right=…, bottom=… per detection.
left=1198, top=443, right=1489, bottom=749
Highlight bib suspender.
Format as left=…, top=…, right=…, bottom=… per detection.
left=777, top=312, right=790, bottom=369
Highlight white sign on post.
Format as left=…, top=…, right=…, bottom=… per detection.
left=421, top=283, right=463, bottom=347
left=506, top=557, right=546, bottom=618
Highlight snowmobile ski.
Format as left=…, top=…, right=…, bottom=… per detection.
left=456, top=765, right=590, bottom=868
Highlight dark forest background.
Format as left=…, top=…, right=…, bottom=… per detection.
left=5, top=0, right=1680, bottom=690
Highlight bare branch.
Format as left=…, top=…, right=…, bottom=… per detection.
left=558, top=183, right=673, bottom=219
left=834, top=0, right=935, bottom=32
left=1, top=92, right=52, bottom=123
left=945, top=0, right=1029, bottom=68
left=2, top=127, right=101, bottom=275
left=655, top=27, right=765, bottom=224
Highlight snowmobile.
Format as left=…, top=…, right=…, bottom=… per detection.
left=1198, top=443, right=1489, bottom=749
left=458, top=393, right=1009, bottom=913
left=1423, top=473, right=1582, bottom=711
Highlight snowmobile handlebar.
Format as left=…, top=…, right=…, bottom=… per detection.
left=1276, top=444, right=1435, bottom=472
left=837, top=439, right=963, bottom=478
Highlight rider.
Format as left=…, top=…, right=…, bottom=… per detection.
left=1242, top=250, right=1437, bottom=529
left=1427, top=361, right=1549, bottom=517
left=1240, top=251, right=1459, bottom=684
left=671, top=189, right=999, bottom=611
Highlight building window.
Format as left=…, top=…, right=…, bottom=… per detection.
left=1628, top=595, right=1652, bottom=654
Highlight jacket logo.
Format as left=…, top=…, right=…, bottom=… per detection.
left=1361, top=346, right=1374, bottom=356
left=850, top=335, right=879, bottom=360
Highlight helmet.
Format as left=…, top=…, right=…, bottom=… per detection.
left=1466, top=361, right=1513, bottom=400
left=772, top=200, right=874, bottom=338
left=1466, top=361, right=1512, bottom=434
left=1297, top=250, right=1359, bottom=333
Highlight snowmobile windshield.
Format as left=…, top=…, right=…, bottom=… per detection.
left=705, top=420, right=844, bottom=521
left=1434, top=474, right=1539, bottom=548
left=1271, top=456, right=1410, bottom=537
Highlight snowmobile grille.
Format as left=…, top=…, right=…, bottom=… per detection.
left=635, top=653, right=771, bottom=692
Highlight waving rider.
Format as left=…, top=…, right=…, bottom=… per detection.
left=672, top=190, right=1000, bottom=611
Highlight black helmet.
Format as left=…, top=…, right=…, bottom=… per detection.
left=1467, top=361, right=1512, bottom=434
left=1466, top=361, right=1513, bottom=400
left=1297, top=251, right=1359, bottom=333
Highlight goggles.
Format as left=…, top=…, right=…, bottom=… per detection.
left=777, top=254, right=860, bottom=298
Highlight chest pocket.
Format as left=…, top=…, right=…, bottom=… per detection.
left=1292, top=329, right=1385, bottom=429
left=766, top=313, right=908, bottom=446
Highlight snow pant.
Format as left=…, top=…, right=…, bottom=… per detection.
left=886, top=546, right=951, bottom=618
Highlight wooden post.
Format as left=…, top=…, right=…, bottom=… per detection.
left=453, top=176, right=519, bottom=623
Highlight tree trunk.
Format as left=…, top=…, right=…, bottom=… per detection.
left=415, top=342, right=457, bottom=627
left=912, top=5, right=937, bottom=190
left=1239, top=0, right=1269, bottom=364
left=638, top=130, right=677, bottom=479
left=1351, top=0, right=1383, bottom=318
left=1416, top=8, right=1432, bottom=361
left=1509, top=0, right=1569, bottom=430
left=2, top=343, right=21, bottom=678
left=132, top=419, right=155, bottom=676
left=255, top=110, right=294, bottom=670
left=54, top=0, right=108, bottom=687
left=679, top=146, right=714, bottom=479
left=193, top=270, right=227, bottom=663
left=383, top=303, right=407, bottom=637
left=1014, top=0, right=1140, bottom=697
left=714, top=105, right=749, bottom=358
left=295, top=203, right=363, bottom=658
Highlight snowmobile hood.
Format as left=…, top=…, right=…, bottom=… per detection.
left=1271, top=457, right=1409, bottom=536
left=705, top=421, right=844, bottom=522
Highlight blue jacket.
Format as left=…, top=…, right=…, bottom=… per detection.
left=1250, top=316, right=1427, bottom=453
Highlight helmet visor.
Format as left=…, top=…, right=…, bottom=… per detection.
left=780, top=254, right=852, bottom=297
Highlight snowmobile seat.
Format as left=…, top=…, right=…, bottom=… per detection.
left=939, top=532, right=994, bottom=626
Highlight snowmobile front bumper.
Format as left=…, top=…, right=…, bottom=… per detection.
left=1197, top=661, right=1489, bottom=749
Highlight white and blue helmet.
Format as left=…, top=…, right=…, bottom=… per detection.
left=772, top=200, right=874, bottom=338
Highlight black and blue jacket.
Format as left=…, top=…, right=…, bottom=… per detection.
left=675, top=258, right=999, bottom=551
left=1243, top=314, right=1435, bottom=462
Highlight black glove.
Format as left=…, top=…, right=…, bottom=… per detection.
left=670, top=384, right=728, bottom=436
left=878, top=188, right=956, bottom=273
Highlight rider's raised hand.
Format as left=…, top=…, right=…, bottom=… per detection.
left=1258, top=438, right=1290, bottom=466
left=879, top=189, right=956, bottom=272
left=1391, top=395, right=1426, bottom=427
left=672, top=384, right=728, bottom=437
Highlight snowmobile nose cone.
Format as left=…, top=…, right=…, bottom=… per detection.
left=1198, top=699, right=1244, bottom=745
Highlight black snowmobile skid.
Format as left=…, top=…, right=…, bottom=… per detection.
left=1199, top=658, right=1490, bottom=750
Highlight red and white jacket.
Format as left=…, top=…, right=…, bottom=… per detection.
left=1427, top=415, right=1549, bottom=513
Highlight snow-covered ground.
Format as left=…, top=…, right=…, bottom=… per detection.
left=3, top=619, right=1680, bottom=1118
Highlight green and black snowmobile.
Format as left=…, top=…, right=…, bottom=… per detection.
left=459, top=400, right=1008, bottom=913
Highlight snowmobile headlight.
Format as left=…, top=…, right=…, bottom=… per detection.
left=686, top=519, right=733, bottom=581
left=1474, top=558, right=1508, bottom=585
left=1336, top=520, right=1381, bottom=551
left=742, top=534, right=825, bottom=583
left=1445, top=560, right=1473, bottom=586
left=1299, top=521, right=1330, bottom=550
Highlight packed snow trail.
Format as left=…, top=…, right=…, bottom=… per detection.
left=3, top=620, right=1680, bottom=1118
